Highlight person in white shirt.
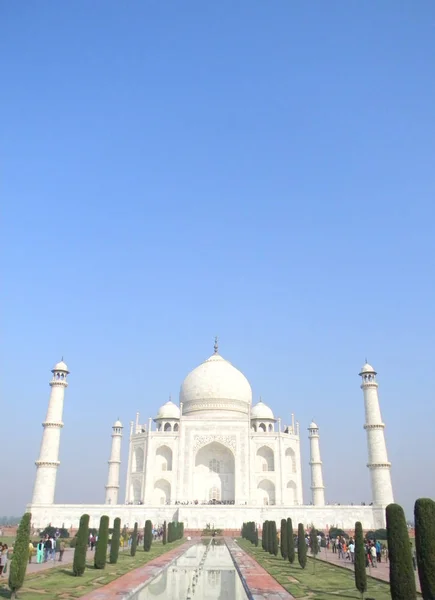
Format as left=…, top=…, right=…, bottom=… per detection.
left=348, top=541, right=355, bottom=563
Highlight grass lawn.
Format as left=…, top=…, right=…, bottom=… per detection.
left=237, top=538, right=393, bottom=600
left=0, top=540, right=184, bottom=600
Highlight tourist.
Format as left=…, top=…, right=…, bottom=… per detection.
left=348, top=540, right=355, bottom=563
left=36, top=539, right=44, bottom=563
left=43, top=536, right=51, bottom=562
left=331, top=537, right=337, bottom=553
left=375, top=539, right=382, bottom=562
left=58, top=540, right=65, bottom=562
left=0, top=544, right=8, bottom=576
left=370, top=543, right=377, bottom=568
left=49, top=536, right=56, bottom=560
left=28, top=540, right=34, bottom=563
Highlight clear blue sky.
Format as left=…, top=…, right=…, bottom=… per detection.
left=2, top=1, right=434, bottom=518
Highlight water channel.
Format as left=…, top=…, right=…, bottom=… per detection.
left=131, top=540, right=248, bottom=600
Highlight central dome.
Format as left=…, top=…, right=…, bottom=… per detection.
left=180, top=352, right=252, bottom=416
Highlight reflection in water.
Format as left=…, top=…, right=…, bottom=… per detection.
left=133, top=541, right=248, bottom=600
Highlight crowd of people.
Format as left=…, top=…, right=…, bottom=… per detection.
left=29, top=534, right=66, bottom=564
left=173, top=499, right=236, bottom=506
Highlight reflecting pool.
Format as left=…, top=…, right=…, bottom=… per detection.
left=132, top=540, right=248, bottom=600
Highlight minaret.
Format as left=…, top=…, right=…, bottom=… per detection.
left=308, top=421, right=325, bottom=506
left=32, top=360, right=69, bottom=505
left=360, top=362, right=394, bottom=506
left=105, top=419, right=123, bottom=505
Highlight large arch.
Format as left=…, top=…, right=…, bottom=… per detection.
left=153, top=479, right=171, bottom=505
left=257, top=479, right=275, bottom=505
left=256, top=446, right=274, bottom=472
left=194, top=442, right=235, bottom=503
left=131, top=479, right=142, bottom=503
left=132, top=447, right=144, bottom=472
left=156, top=445, right=173, bottom=471
left=286, top=480, right=297, bottom=505
left=285, top=447, right=296, bottom=473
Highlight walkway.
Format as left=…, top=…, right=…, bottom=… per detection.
left=315, top=547, right=421, bottom=593
left=27, top=547, right=97, bottom=574
left=226, top=538, right=294, bottom=600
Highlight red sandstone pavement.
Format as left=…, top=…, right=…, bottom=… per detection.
left=80, top=540, right=196, bottom=600
left=315, top=547, right=421, bottom=593
left=226, top=538, right=294, bottom=600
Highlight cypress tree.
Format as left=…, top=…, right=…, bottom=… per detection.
left=386, top=503, right=417, bottom=600
left=168, top=522, right=173, bottom=543
left=144, top=520, right=152, bottom=551
left=262, top=521, right=267, bottom=551
left=94, top=515, right=109, bottom=569
left=110, top=518, right=121, bottom=564
left=287, top=518, right=295, bottom=564
left=8, top=512, right=31, bottom=599
left=130, top=522, right=138, bottom=557
left=73, top=514, right=90, bottom=576
left=272, top=521, right=278, bottom=556
left=162, top=521, right=167, bottom=545
left=280, top=519, right=288, bottom=559
left=415, top=498, right=435, bottom=600
left=268, top=520, right=274, bottom=554
left=254, top=527, right=259, bottom=547
left=180, top=522, right=184, bottom=538
left=354, top=521, right=367, bottom=599
left=297, top=523, right=307, bottom=569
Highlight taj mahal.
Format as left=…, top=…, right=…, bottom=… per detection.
left=27, top=340, right=394, bottom=531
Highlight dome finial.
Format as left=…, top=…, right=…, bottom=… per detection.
left=214, top=336, right=219, bottom=354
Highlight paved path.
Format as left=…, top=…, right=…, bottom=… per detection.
left=26, top=548, right=97, bottom=574
left=226, top=538, right=294, bottom=600
left=80, top=540, right=196, bottom=600
left=314, top=547, right=421, bottom=593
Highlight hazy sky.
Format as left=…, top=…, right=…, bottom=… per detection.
left=2, top=2, right=434, bottom=519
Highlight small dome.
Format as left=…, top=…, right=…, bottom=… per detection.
left=157, top=400, right=180, bottom=420
left=113, top=419, right=123, bottom=428
left=251, top=399, right=274, bottom=420
left=52, top=360, right=69, bottom=373
left=309, top=421, right=319, bottom=429
left=359, top=362, right=376, bottom=375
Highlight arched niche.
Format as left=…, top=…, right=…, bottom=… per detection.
left=285, top=447, right=296, bottom=473
left=133, top=446, right=144, bottom=472
left=153, top=478, right=171, bottom=505
left=131, top=479, right=142, bottom=503
left=194, top=442, right=235, bottom=503
left=156, top=445, right=173, bottom=471
left=286, top=480, right=297, bottom=505
left=256, top=446, right=275, bottom=472
left=257, top=479, right=275, bottom=505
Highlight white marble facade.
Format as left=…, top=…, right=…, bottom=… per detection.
left=27, top=345, right=394, bottom=530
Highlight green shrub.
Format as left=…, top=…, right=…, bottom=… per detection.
left=272, top=521, right=278, bottom=556
left=8, top=512, right=31, bottom=599
left=162, top=521, right=167, bottom=545
left=73, top=514, right=89, bottom=576
left=268, top=520, right=274, bottom=555
left=297, top=523, right=307, bottom=569
left=94, top=515, right=109, bottom=569
left=109, top=518, right=121, bottom=564
left=40, top=526, right=69, bottom=539
left=386, top=503, right=417, bottom=600
left=262, top=521, right=267, bottom=551
left=329, top=527, right=349, bottom=540
left=287, top=518, right=295, bottom=564
left=309, top=526, right=319, bottom=556
left=280, top=519, right=288, bottom=559
left=144, top=520, right=152, bottom=552
left=415, top=498, right=435, bottom=600
left=168, top=522, right=173, bottom=543
left=130, top=522, right=138, bottom=557
left=374, top=528, right=388, bottom=540
left=354, top=521, right=367, bottom=598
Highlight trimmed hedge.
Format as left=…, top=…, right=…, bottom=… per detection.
left=287, top=518, right=295, bottom=564
left=73, top=514, right=89, bottom=576
left=280, top=519, right=288, bottom=559
left=144, top=520, right=152, bottom=552
left=354, top=521, right=367, bottom=597
left=94, top=515, right=109, bottom=569
left=109, top=518, right=121, bottom=564
left=386, top=503, right=417, bottom=600
left=415, top=497, right=435, bottom=600
left=130, top=522, right=138, bottom=557
left=162, top=521, right=167, bottom=545
left=297, top=523, right=307, bottom=569
left=8, top=512, right=31, bottom=598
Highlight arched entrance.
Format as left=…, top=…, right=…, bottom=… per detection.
left=194, top=442, right=235, bottom=503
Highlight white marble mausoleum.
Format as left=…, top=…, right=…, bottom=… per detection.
left=27, top=341, right=394, bottom=531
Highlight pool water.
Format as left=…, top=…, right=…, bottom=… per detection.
left=132, top=540, right=248, bottom=599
